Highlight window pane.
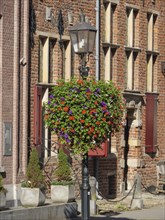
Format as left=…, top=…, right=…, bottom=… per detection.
left=39, top=38, right=45, bottom=82
left=49, top=39, right=56, bottom=83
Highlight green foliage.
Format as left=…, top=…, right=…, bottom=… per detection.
left=0, top=174, right=7, bottom=194
left=44, top=78, right=125, bottom=155
left=54, top=148, right=72, bottom=184
left=22, top=148, right=45, bottom=188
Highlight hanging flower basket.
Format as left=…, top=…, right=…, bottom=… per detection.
left=44, top=78, right=125, bottom=155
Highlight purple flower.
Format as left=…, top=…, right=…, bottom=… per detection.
left=94, top=88, right=100, bottom=95
left=59, top=132, right=63, bottom=137
left=86, top=88, right=90, bottom=92
left=48, top=101, right=51, bottom=105
left=95, top=88, right=100, bottom=93
left=49, top=94, right=54, bottom=98
left=66, top=138, right=71, bottom=143
left=69, top=110, right=73, bottom=115
left=75, top=87, right=80, bottom=93
left=61, top=97, right=65, bottom=101
left=101, top=101, right=107, bottom=107
left=64, top=133, right=69, bottom=139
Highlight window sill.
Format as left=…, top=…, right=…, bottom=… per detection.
left=146, top=50, right=160, bottom=56
left=102, top=42, right=120, bottom=49
left=124, top=46, right=141, bottom=53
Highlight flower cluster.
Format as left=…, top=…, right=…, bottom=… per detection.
left=44, top=79, right=125, bottom=155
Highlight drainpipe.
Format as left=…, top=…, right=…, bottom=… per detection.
left=95, top=0, right=100, bottom=81
left=0, top=8, right=3, bottom=169
left=22, top=0, right=29, bottom=174
left=13, top=0, right=20, bottom=184
left=94, top=0, right=100, bottom=197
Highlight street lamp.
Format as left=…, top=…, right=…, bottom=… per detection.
left=68, top=13, right=96, bottom=79
left=68, top=14, right=96, bottom=220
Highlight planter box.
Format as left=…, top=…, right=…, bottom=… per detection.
left=20, top=187, right=46, bottom=207
left=51, top=185, right=75, bottom=203
left=0, top=191, right=6, bottom=210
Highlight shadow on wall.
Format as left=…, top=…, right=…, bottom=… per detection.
left=89, top=153, right=117, bottom=199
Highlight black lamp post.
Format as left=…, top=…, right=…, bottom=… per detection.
left=68, top=14, right=96, bottom=220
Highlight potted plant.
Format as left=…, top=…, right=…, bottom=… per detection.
left=44, top=78, right=125, bottom=156
left=51, top=148, right=75, bottom=203
left=0, top=174, right=7, bottom=210
left=20, top=148, right=46, bottom=207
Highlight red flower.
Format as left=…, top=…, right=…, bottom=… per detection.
left=82, top=110, right=86, bottom=114
left=61, top=101, right=65, bottom=105
left=70, top=129, right=75, bottom=133
left=102, top=106, right=107, bottom=110
left=77, top=79, right=83, bottom=84
left=90, top=109, right=97, bottom=114
left=90, top=127, right=95, bottom=132
left=69, top=116, right=75, bottom=120
left=96, top=121, right=100, bottom=125
left=62, top=127, right=65, bottom=131
left=102, top=118, right=106, bottom=121
left=80, top=119, right=85, bottom=123
left=58, top=107, right=62, bottom=111
left=94, top=101, right=98, bottom=105
left=63, top=106, right=69, bottom=112
left=86, top=92, right=91, bottom=95
left=44, top=114, right=49, bottom=120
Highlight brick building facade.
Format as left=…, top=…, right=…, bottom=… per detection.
left=29, top=0, right=165, bottom=198
left=0, top=0, right=165, bottom=205
left=0, top=0, right=29, bottom=205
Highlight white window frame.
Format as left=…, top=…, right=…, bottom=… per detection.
left=146, top=12, right=159, bottom=92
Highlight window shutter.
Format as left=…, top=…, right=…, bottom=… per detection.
left=88, top=140, right=108, bottom=157
left=34, top=85, right=43, bottom=145
left=145, top=93, right=158, bottom=153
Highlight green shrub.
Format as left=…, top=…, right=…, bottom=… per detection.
left=22, top=148, right=45, bottom=189
left=53, top=148, right=73, bottom=185
left=0, top=174, right=7, bottom=194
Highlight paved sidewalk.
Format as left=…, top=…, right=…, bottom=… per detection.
left=72, top=205, right=165, bottom=220
left=109, top=205, right=165, bottom=220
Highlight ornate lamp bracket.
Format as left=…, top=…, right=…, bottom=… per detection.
left=57, top=9, right=64, bottom=49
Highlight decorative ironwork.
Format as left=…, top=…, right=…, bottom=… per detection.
left=57, top=9, right=64, bottom=49
left=30, top=5, right=36, bottom=48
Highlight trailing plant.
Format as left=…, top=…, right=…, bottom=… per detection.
left=21, top=148, right=45, bottom=189
left=0, top=174, right=7, bottom=194
left=52, top=148, right=73, bottom=185
left=44, top=78, right=125, bottom=155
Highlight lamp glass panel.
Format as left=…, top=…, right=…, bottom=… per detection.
left=70, top=32, right=78, bottom=53
left=78, top=30, right=88, bottom=53
left=88, top=31, right=96, bottom=53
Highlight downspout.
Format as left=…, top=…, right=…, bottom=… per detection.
left=0, top=6, right=3, bottom=168
left=94, top=0, right=100, bottom=192
left=22, top=0, right=29, bottom=174
left=95, top=0, right=100, bottom=81
left=13, top=0, right=20, bottom=184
